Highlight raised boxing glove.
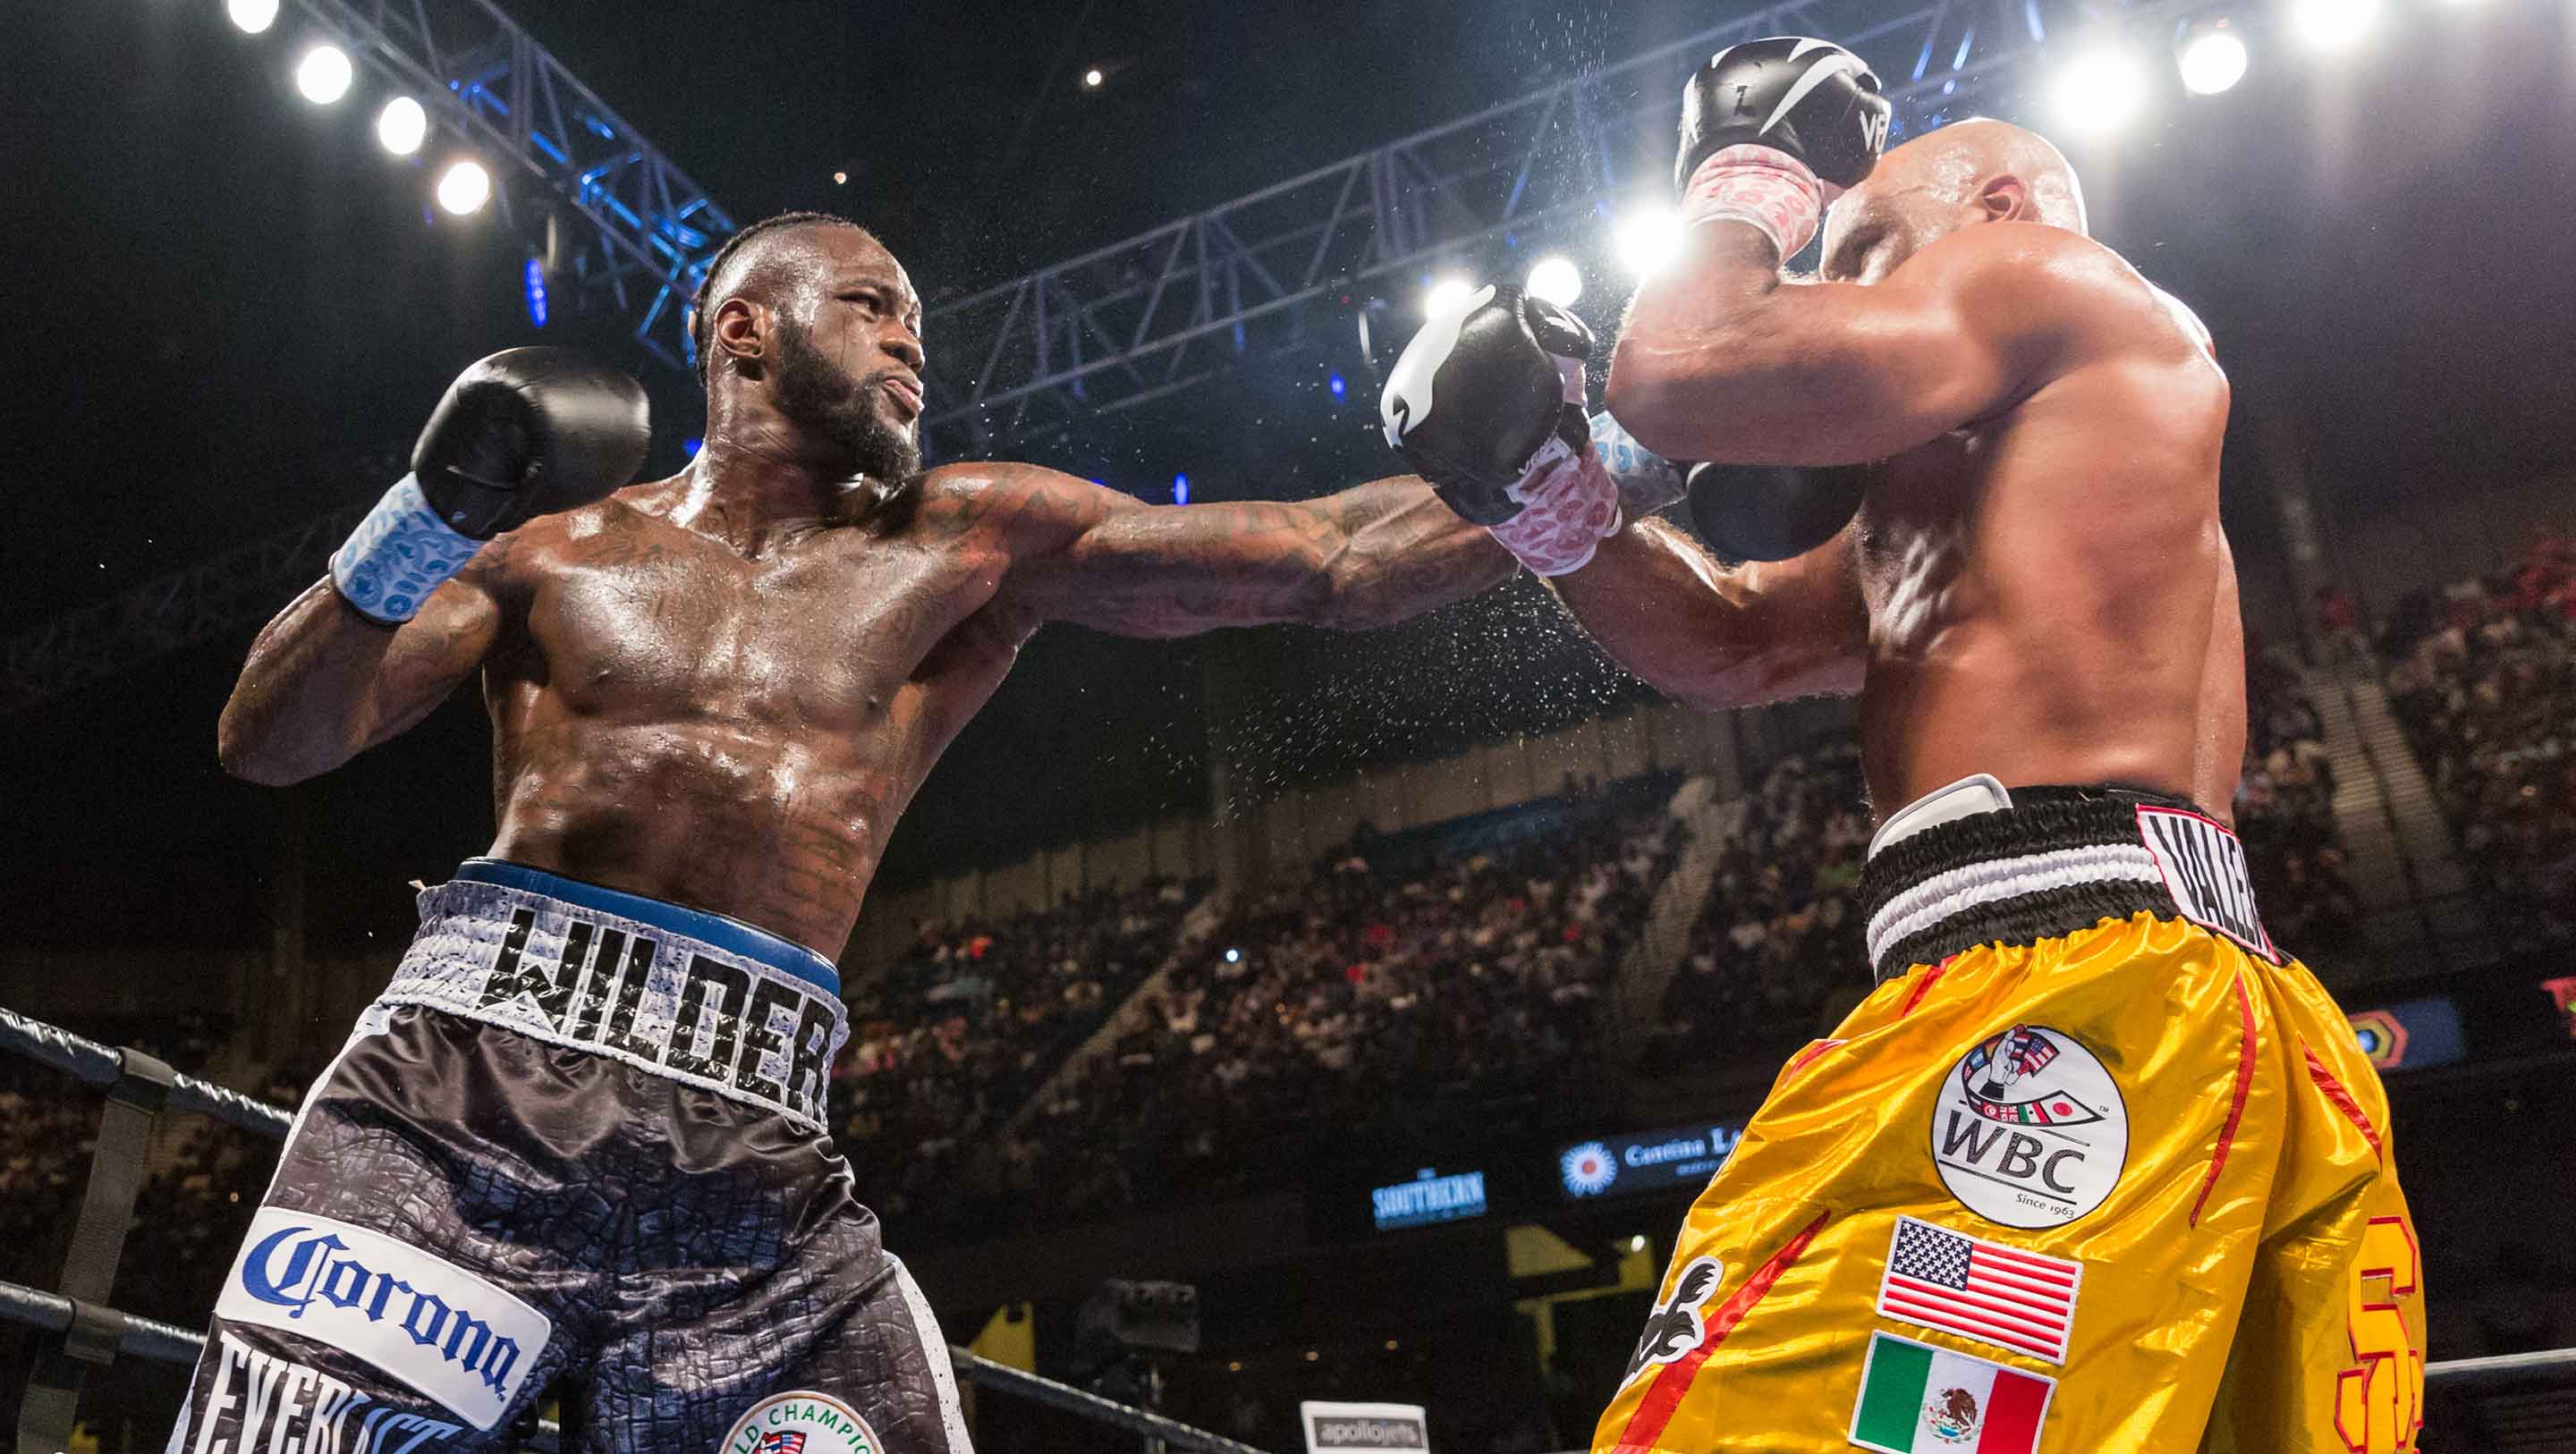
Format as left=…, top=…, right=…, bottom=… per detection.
left=1674, top=38, right=1891, bottom=259
left=331, top=348, right=650, bottom=622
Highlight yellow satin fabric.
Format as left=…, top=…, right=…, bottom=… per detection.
left=1595, top=911, right=2423, bottom=1453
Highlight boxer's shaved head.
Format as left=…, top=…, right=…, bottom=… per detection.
left=1819, top=119, right=2087, bottom=284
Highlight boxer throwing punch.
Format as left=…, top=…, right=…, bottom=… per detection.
left=195, top=214, right=1521, bottom=1454
left=1385, top=38, right=2422, bottom=1454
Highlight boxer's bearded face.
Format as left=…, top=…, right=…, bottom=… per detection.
left=771, top=309, right=923, bottom=482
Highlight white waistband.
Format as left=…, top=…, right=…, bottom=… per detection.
left=377, top=878, right=849, bottom=1129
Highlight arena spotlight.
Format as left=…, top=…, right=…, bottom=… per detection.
left=2175, top=20, right=2250, bottom=95
left=295, top=44, right=354, bottom=105
left=2048, top=46, right=2149, bottom=135
left=1613, top=204, right=1683, bottom=278
left=376, top=96, right=428, bottom=154
left=2291, top=0, right=2378, bottom=50
left=1526, top=255, right=1584, bottom=308
left=1082, top=67, right=1106, bottom=89
left=1421, top=275, right=1476, bottom=317
left=226, top=0, right=279, bottom=35
left=436, top=159, right=492, bottom=216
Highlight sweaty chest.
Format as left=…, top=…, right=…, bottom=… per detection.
left=530, top=534, right=1004, bottom=723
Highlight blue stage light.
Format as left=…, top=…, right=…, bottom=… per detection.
left=522, top=258, right=548, bottom=328
left=683, top=436, right=703, bottom=457
left=1327, top=373, right=1347, bottom=399
left=1173, top=472, right=1191, bottom=504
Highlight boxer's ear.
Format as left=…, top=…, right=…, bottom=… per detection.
left=1978, top=175, right=2028, bottom=224
left=710, top=297, right=769, bottom=377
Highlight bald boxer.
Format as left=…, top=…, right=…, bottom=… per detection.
left=1385, top=39, right=2420, bottom=1454
left=193, top=212, right=1518, bottom=1454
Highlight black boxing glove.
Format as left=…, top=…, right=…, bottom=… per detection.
left=1382, top=284, right=1665, bottom=575
left=411, top=348, right=652, bottom=538
left=330, top=348, right=650, bottom=621
left=1686, top=460, right=1873, bottom=562
left=1674, top=38, right=1891, bottom=259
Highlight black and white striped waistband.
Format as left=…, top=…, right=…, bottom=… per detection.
left=1857, top=784, right=2276, bottom=985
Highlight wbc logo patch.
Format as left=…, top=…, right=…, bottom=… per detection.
left=1928, top=1026, right=2128, bottom=1230
left=720, top=1391, right=883, bottom=1454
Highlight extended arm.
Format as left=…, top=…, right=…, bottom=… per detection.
left=1549, top=519, right=1867, bottom=709
left=216, top=556, right=510, bottom=784
left=989, top=466, right=1519, bottom=637
left=1606, top=223, right=2070, bottom=466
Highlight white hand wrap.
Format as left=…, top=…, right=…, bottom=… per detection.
left=329, top=474, right=483, bottom=623
left=1487, top=437, right=1623, bottom=577
left=1681, top=144, right=1826, bottom=260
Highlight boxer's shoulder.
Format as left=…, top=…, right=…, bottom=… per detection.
left=480, top=486, right=683, bottom=579
left=908, top=461, right=1125, bottom=546
left=1900, top=224, right=2217, bottom=375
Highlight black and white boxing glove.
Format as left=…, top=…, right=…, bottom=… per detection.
left=1674, top=37, right=1892, bottom=260
left=330, top=348, right=650, bottom=621
left=1379, top=285, right=1682, bottom=575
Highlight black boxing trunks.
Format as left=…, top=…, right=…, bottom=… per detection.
left=165, top=860, right=973, bottom=1454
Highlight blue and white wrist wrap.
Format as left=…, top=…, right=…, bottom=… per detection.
left=1589, top=410, right=1688, bottom=513
left=329, top=473, right=484, bottom=623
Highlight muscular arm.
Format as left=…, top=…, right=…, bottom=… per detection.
left=987, top=465, right=1518, bottom=636
left=1548, top=519, right=1867, bottom=710
left=215, top=551, right=513, bottom=784
left=1606, top=222, right=2097, bottom=465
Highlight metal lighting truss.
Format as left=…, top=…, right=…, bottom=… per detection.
left=291, top=0, right=738, bottom=375
left=9, top=0, right=2207, bottom=710
left=913, top=0, right=2207, bottom=459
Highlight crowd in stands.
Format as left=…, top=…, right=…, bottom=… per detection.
left=830, top=878, right=1211, bottom=1226
left=1645, top=746, right=1869, bottom=1076
left=2380, top=530, right=2576, bottom=951
left=2237, top=636, right=2365, bottom=956
left=849, top=794, right=1684, bottom=1241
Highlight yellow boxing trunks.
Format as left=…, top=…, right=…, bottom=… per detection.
left=1596, top=777, right=2424, bottom=1454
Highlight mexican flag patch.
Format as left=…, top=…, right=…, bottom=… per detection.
left=1849, top=1332, right=2055, bottom=1453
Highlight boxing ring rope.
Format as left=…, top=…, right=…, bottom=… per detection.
left=0, top=1010, right=1265, bottom=1454
left=0, top=1007, right=295, bottom=1138
left=4, top=1012, right=2568, bottom=1451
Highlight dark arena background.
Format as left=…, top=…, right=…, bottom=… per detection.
left=4, top=0, right=2574, bottom=1450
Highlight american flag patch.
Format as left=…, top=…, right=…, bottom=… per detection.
left=755, top=1433, right=807, bottom=1454
left=1876, top=1216, right=2081, bottom=1365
